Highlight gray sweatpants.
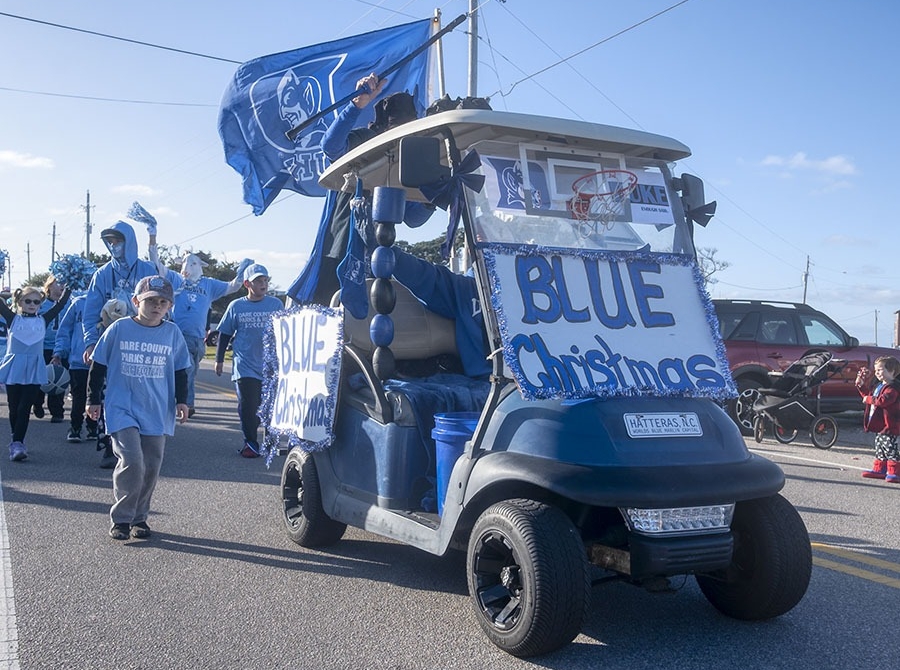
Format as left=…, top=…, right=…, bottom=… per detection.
left=109, top=427, right=166, bottom=526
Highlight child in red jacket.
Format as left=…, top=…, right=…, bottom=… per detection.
left=856, top=355, right=900, bottom=482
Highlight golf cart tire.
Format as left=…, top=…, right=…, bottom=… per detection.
left=280, top=449, right=346, bottom=548
left=695, top=494, right=811, bottom=620
left=467, top=499, right=589, bottom=657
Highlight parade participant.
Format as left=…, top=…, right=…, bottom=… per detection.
left=34, top=275, right=67, bottom=422
left=214, top=264, right=283, bottom=458
left=289, top=72, right=433, bottom=307
left=0, top=284, right=71, bottom=461
left=856, top=356, right=900, bottom=482
left=164, top=253, right=253, bottom=417
left=51, top=294, right=98, bottom=443
left=86, top=276, right=191, bottom=540
left=81, top=220, right=178, bottom=365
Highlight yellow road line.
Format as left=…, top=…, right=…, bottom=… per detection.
left=812, top=542, right=900, bottom=573
left=812, top=557, right=900, bottom=589
left=811, top=542, right=900, bottom=589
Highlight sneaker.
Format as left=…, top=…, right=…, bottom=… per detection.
left=188, top=408, right=196, bottom=418
left=239, top=441, right=261, bottom=458
left=130, top=522, right=152, bottom=539
left=67, top=427, right=83, bottom=443
left=8, top=442, right=27, bottom=462
left=99, top=452, right=117, bottom=469
left=86, top=424, right=99, bottom=439
left=32, top=405, right=45, bottom=419
left=50, top=415, right=64, bottom=424
left=109, top=523, right=130, bottom=541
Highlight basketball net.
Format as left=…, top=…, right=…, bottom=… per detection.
left=567, top=169, right=638, bottom=235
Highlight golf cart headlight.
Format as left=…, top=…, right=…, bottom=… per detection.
left=620, top=504, right=735, bottom=535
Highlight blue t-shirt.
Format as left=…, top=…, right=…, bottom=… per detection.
left=91, top=317, right=192, bottom=436
left=217, top=295, right=283, bottom=381
left=170, top=276, right=230, bottom=339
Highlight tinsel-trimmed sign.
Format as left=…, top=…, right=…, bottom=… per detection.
left=483, top=244, right=735, bottom=401
left=268, top=307, right=343, bottom=446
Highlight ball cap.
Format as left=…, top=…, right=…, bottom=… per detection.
left=244, top=263, right=270, bottom=282
left=133, top=275, right=174, bottom=302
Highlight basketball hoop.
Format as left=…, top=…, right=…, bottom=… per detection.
left=567, top=169, right=638, bottom=235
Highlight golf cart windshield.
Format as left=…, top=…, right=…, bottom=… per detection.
left=468, top=140, right=694, bottom=255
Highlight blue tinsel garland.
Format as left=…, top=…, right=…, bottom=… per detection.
left=0, top=249, right=7, bottom=278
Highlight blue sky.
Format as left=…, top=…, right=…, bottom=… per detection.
left=1, top=0, right=898, bottom=345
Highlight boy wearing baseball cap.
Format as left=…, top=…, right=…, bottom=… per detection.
left=87, top=275, right=193, bottom=540
left=214, top=264, right=283, bottom=457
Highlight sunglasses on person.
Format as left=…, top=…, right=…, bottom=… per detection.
left=21, top=298, right=41, bottom=305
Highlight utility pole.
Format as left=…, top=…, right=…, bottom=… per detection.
left=82, top=190, right=93, bottom=258
left=26, top=243, right=31, bottom=281
left=51, top=222, right=57, bottom=264
left=875, top=310, right=879, bottom=346
left=467, top=0, right=478, bottom=97
left=801, top=256, right=809, bottom=304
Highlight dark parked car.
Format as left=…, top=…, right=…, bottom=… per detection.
left=714, top=299, right=899, bottom=434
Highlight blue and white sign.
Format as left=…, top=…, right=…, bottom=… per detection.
left=483, top=245, right=735, bottom=401
left=270, top=308, right=343, bottom=446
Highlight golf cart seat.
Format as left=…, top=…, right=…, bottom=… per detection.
left=336, top=280, right=480, bottom=425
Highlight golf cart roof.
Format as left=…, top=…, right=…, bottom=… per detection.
left=318, top=109, right=691, bottom=198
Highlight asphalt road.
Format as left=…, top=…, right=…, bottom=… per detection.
left=1, top=363, right=898, bottom=670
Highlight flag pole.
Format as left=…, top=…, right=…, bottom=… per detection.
left=285, top=13, right=467, bottom=142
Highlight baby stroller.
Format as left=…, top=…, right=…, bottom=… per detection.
left=751, top=349, right=846, bottom=449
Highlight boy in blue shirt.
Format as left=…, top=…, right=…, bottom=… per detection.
left=214, top=264, right=284, bottom=458
left=87, top=276, right=192, bottom=540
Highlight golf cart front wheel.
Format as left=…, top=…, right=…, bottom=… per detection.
left=280, top=448, right=346, bottom=547
left=811, top=415, right=838, bottom=449
left=696, top=494, right=811, bottom=620
left=467, top=499, right=589, bottom=657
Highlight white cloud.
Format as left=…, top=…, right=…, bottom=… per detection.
left=760, top=152, right=856, bottom=176
left=111, top=184, right=161, bottom=197
left=0, top=150, right=54, bottom=169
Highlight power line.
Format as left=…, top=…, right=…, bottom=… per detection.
left=491, top=0, right=692, bottom=99
left=0, top=85, right=217, bottom=108
left=0, top=11, right=241, bottom=64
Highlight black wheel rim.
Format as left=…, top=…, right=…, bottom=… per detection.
left=282, top=460, right=305, bottom=530
left=472, top=530, right=523, bottom=632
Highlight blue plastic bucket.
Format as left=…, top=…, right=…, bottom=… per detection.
left=432, top=412, right=480, bottom=515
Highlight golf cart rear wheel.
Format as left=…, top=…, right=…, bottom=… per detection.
left=811, top=415, right=838, bottom=449
left=696, top=494, right=811, bottom=620
left=467, top=499, right=589, bottom=657
left=773, top=424, right=798, bottom=444
left=280, top=448, right=346, bottom=547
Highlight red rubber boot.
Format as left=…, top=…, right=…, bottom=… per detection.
left=861, top=459, right=887, bottom=479
left=885, top=460, right=899, bottom=483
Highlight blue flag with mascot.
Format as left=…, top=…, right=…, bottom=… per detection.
left=218, top=19, right=432, bottom=214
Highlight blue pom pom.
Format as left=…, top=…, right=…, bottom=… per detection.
left=369, top=314, right=394, bottom=347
